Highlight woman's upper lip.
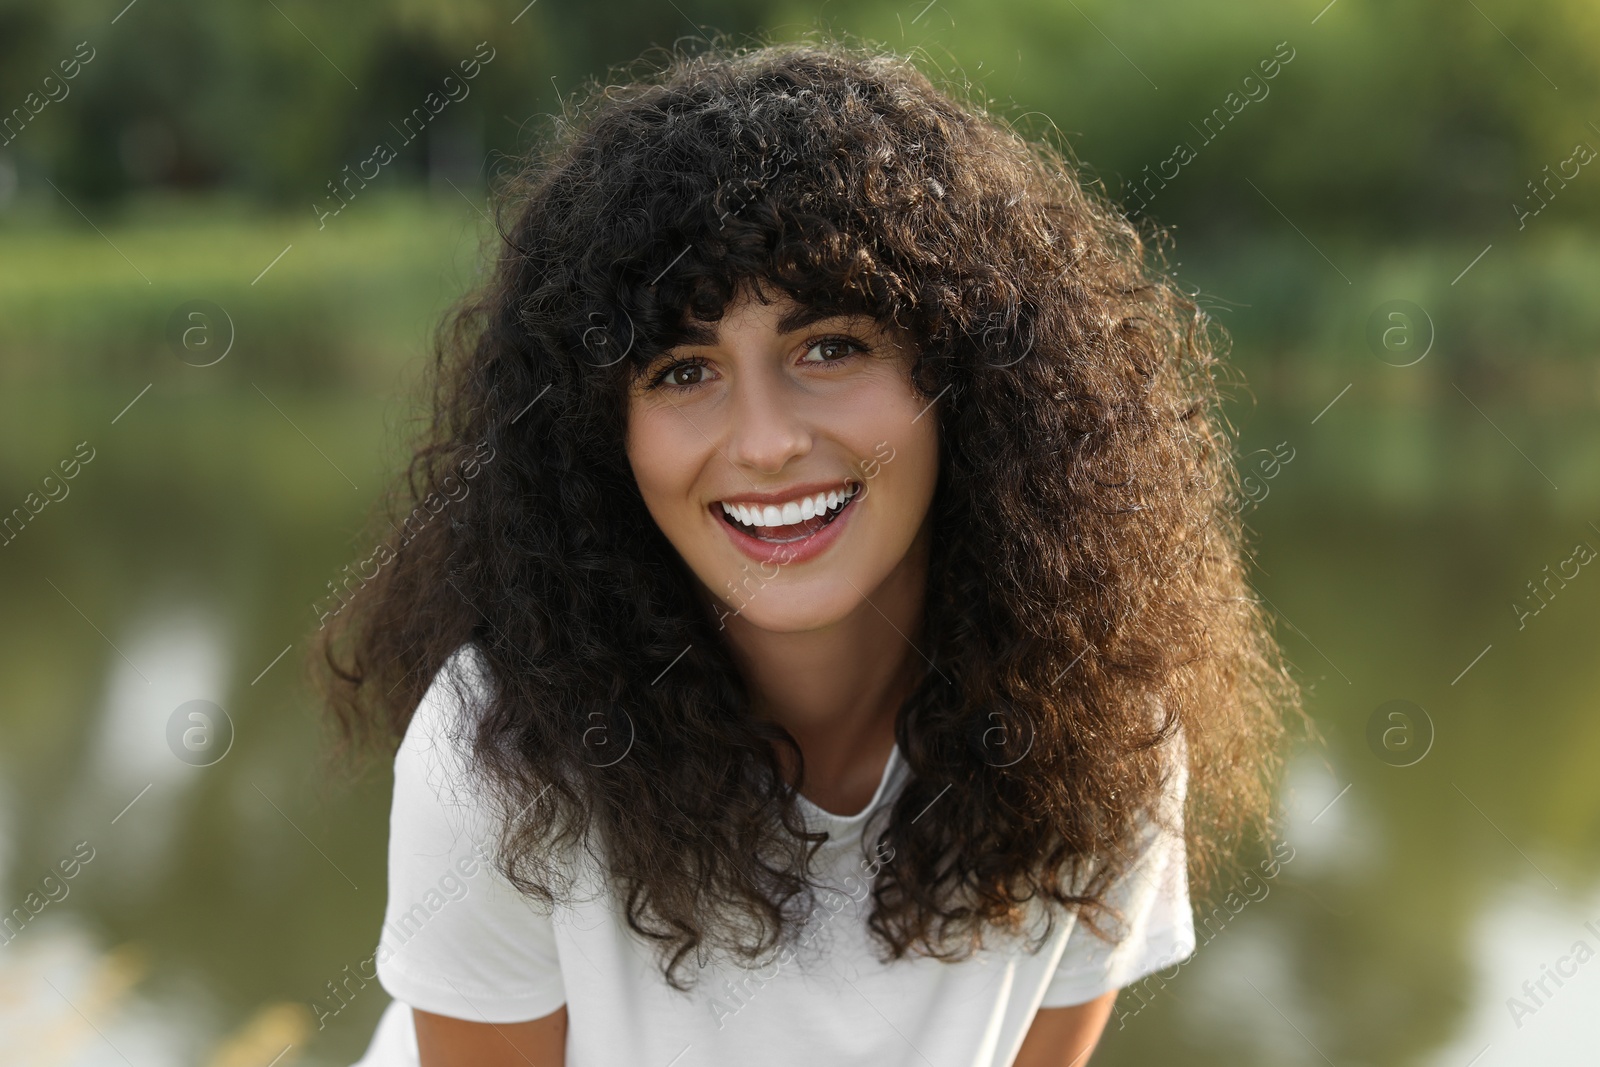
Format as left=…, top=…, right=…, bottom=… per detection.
left=712, top=479, right=858, bottom=507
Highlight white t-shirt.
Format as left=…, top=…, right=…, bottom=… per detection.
left=351, top=645, right=1195, bottom=1067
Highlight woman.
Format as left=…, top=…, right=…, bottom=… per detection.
left=319, top=35, right=1304, bottom=1067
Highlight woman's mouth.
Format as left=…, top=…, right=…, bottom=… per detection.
left=716, top=482, right=861, bottom=544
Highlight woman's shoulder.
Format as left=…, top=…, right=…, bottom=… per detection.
left=395, top=642, right=497, bottom=811
left=395, top=643, right=580, bottom=861
left=403, top=642, right=493, bottom=745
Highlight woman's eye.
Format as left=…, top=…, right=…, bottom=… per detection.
left=649, top=359, right=709, bottom=390
left=801, top=336, right=868, bottom=364
left=646, top=336, right=867, bottom=392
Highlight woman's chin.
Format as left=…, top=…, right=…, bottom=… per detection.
left=713, top=586, right=862, bottom=635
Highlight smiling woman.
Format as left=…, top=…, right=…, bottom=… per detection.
left=314, top=32, right=1305, bottom=1067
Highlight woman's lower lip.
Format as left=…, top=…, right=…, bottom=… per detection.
left=712, top=492, right=859, bottom=566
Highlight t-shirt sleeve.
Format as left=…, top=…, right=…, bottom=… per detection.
left=373, top=645, right=569, bottom=1023
left=1038, top=751, right=1196, bottom=1009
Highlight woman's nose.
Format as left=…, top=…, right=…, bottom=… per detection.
left=723, top=368, right=813, bottom=475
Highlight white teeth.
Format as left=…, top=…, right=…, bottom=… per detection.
left=719, top=484, right=857, bottom=530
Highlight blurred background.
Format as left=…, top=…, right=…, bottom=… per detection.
left=1, top=0, right=1597, bottom=1064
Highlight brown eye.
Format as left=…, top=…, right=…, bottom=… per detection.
left=800, top=335, right=869, bottom=364
left=648, top=358, right=711, bottom=391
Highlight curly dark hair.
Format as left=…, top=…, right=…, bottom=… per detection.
left=314, top=32, right=1309, bottom=993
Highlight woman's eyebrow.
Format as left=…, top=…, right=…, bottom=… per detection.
left=776, top=303, right=868, bottom=334
left=671, top=306, right=875, bottom=349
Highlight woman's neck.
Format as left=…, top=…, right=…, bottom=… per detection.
left=705, top=519, right=932, bottom=809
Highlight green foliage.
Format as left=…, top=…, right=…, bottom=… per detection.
left=0, top=0, right=765, bottom=209
left=2, top=0, right=1597, bottom=236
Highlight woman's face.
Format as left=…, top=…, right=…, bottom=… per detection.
left=624, top=284, right=940, bottom=634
